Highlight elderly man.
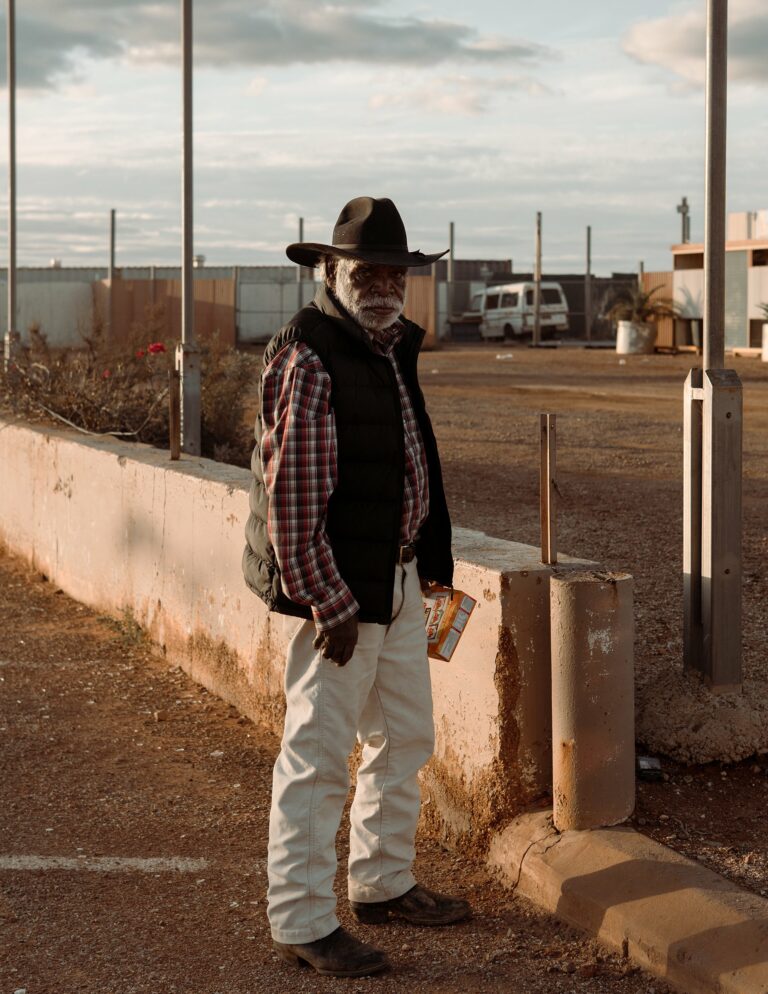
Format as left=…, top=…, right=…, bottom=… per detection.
left=243, top=196, right=470, bottom=978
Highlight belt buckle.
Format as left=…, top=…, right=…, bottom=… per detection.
left=398, top=543, right=415, bottom=565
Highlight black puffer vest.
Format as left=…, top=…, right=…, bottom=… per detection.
left=242, top=286, right=453, bottom=625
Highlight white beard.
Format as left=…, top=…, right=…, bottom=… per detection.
left=332, top=259, right=406, bottom=333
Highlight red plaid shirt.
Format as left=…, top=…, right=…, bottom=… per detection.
left=261, top=323, right=430, bottom=631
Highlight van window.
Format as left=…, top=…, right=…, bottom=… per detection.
left=470, top=293, right=483, bottom=311
left=525, top=288, right=564, bottom=306
left=501, top=293, right=519, bottom=308
left=486, top=293, right=500, bottom=310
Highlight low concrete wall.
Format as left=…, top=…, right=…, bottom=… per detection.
left=0, top=419, right=588, bottom=843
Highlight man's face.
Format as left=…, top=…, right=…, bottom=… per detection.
left=331, top=258, right=407, bottom=333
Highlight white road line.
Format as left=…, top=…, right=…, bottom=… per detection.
left=0, top=855, right=209, bottom=873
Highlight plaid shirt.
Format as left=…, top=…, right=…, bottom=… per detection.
left=261, top=323, right=430, bottom=631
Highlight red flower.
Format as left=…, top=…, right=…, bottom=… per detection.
left=147, top=342, right=166, bottom=355
left=135, top=349, right=146, bottom=358
left=102, top=369, right=111, bottom=378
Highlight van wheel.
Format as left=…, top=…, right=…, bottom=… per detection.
left=503, top=324, right=514, bottom=340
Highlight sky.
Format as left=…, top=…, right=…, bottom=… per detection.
left=0, top=0, right=765, bottom=274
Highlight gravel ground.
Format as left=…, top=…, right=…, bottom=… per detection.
left=0, top=552, right=672, bottom=993
left=413, top=345, right=768, bottom=764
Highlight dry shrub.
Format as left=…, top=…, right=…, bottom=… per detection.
left=0, top=309, right=259, bottom=468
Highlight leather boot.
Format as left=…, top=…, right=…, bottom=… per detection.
left=351, top=883, right=472, bottom=926
left=273, top=925, right=390, bottom=977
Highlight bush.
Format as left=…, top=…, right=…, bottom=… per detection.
left=0, top=309, right=259, bottom=468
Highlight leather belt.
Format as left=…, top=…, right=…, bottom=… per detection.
left=397, top=543, right=416, bottom=565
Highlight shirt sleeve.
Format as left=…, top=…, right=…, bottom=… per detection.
left=260, top=341, right=360, bottom=631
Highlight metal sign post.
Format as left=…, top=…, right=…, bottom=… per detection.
left=683, top=0, right=742, bottom=691
left=176, top=0, right=202, bottom=456
left=3, top=0, right=19, bottom=371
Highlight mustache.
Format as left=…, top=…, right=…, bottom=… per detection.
left=360, top=293, right=404, bottom=309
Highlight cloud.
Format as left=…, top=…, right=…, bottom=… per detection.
left=623, top=0, right=768, bottom=86
left=0, top=0, right=551, bottom=89
left=369, top=72, right=552, bottom=116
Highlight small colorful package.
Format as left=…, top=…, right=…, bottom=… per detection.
left=422, top=584, right=477, bottom=661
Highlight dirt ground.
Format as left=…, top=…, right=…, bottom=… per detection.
left=0, top=552, right=672, bottom=994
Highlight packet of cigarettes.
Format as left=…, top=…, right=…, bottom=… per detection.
left=422, top=584, right=477, bottom=661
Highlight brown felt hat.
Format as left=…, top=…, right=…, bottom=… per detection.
left=286, top=196, right=447, bottom=269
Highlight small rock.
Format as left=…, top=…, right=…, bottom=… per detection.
left=578, top=963, right=600, bottom=978
left=401, top=943, right=410, bottom=951
left=210, top=750, right=224, bottom=758
left=659, top=814, right=669, bottom=821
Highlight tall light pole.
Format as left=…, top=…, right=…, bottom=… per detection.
left=532, top=211, right=542, bottom=346
left=584, top=225, right=592, bottom=343
left=176, top=0, right=201, bottom=455
left=4, top=0, right=19, bottom=370
left=683, top=0, right=742, bottom=691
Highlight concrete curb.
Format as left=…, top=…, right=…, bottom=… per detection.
left=488, top=811, right=768, bottom=994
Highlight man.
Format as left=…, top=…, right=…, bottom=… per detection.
left=243, top=196, right=470, bottom=978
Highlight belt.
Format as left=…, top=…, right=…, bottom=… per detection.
left=397, top=542, right=416, bottom=565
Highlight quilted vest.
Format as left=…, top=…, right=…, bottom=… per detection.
left=242, top=286, right=452, bottom=625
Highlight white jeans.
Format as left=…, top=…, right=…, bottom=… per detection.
left=267, top=559, right=434, bottom=944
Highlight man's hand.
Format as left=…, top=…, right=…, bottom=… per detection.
left=313, top=614, right=359, bottom=667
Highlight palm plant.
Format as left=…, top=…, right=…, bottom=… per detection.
left=758, top=302, right=768, bottom=320
left=603, top=284, right=680, bottom=325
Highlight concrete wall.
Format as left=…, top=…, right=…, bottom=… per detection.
left=0, top=419, right=588, bottom=843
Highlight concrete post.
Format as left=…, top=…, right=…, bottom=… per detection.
left=550, top=570, right=635, bottom=831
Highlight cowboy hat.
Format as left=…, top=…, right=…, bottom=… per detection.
left=286, top=196, right=447, bottom=269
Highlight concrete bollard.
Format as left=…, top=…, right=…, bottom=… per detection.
left=550, top=570, right=635, bottom=831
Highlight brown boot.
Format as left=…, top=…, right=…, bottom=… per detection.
left=351, top=884, right=472, bottom=926
left=273, top=925, right=390, bottom=977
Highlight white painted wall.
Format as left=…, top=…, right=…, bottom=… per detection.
left=748, top=267, right=768, bottom=318
left=674, top=270, right=704, bottom=318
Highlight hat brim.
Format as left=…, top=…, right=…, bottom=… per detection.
left=286, top=242, right=448, bottom=269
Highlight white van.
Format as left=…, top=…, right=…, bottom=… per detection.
left=469, top=282, right=569, bottom=341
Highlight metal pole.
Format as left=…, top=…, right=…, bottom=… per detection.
left=533, top=211, right=542, bottom=346
left=539, top=413, right=557, bottom=565
left=703, top=0, right=727, bottom=371
left=585, top=225, right=592, bottom=343
left=4, top=0, right=19, bottom=370
left=447, top=221, right=455, bottom=326
left=176, top=0, right=201, bottom=455
left=296, top=216, right=304, bottom=310
left=638, top=260, right=644, bottom=291
left=682, top=0, right=742, bottom=691
left=108, top=208, right=116, bottom=337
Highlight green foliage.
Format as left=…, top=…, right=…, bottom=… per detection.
left=602, top=284, right=681, bottom=325
left=758, top=302, right=768, bottom=320
left=0, top=308, right=259, bottom=468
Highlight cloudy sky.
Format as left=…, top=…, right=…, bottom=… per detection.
left=0, top=0, right=766, bottom=273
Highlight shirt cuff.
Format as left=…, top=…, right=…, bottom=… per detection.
left=311, top=587, right=360, bottom=631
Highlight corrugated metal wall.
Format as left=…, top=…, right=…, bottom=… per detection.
left=642, top=271, right=675, bottom=348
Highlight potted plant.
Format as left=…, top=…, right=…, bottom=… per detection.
left=603, top=284, right=680, bottom=355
